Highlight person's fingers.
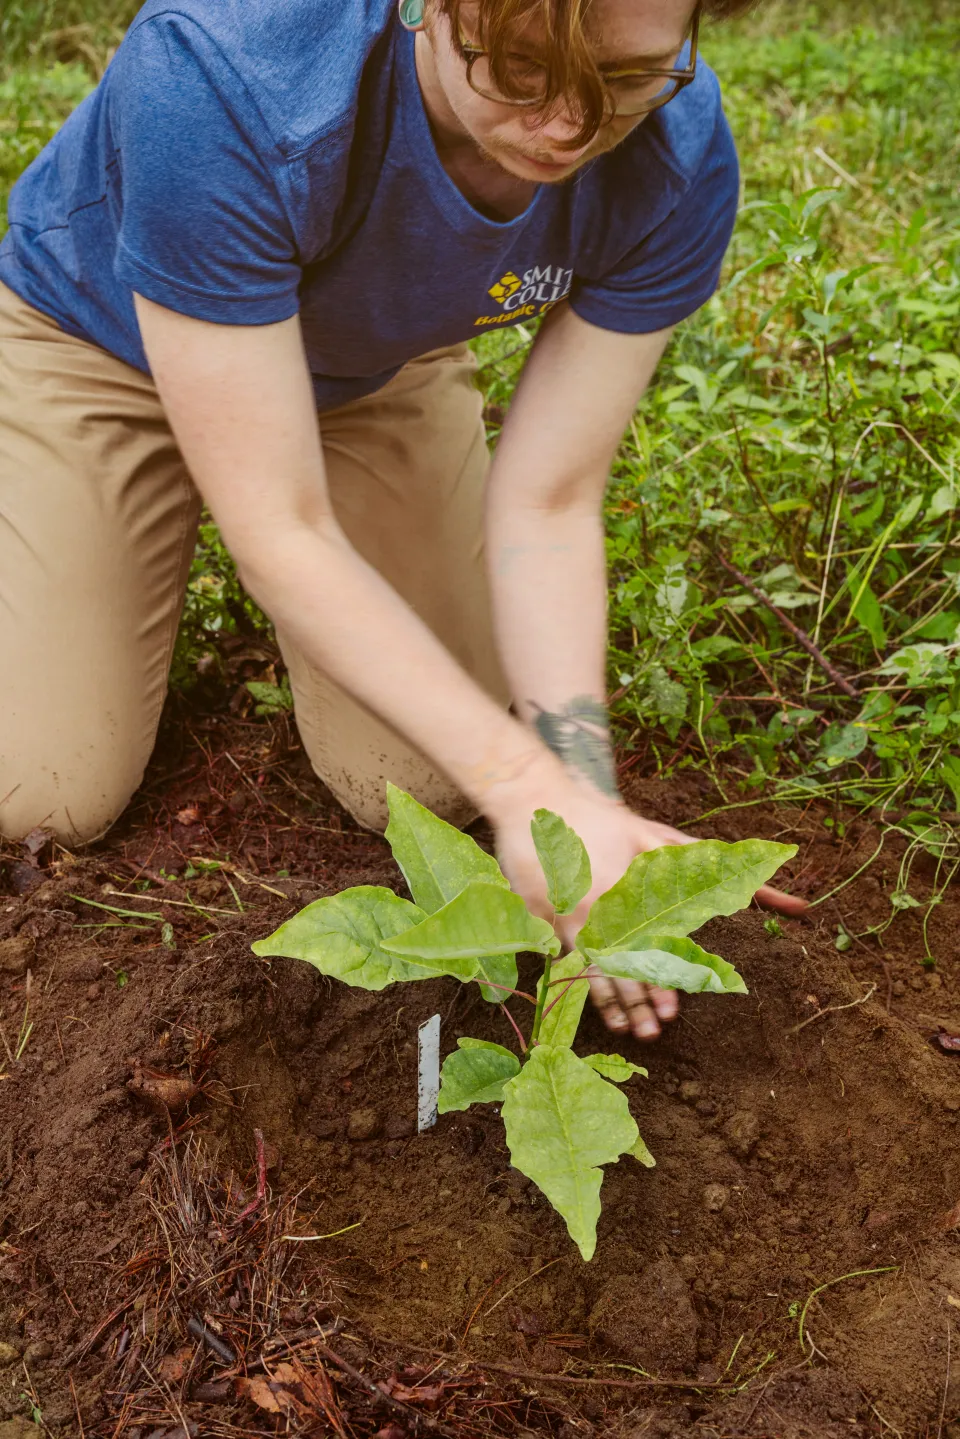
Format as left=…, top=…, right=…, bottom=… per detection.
left=755, top=882, right=808, bottom=915
left=587, top=970, right=632, bottom=1034
left=587, top=969, right=679, bottom=1041
left=613, top=979, right=661, bottom=1040
left=648, top=985, right=679, bottom=1021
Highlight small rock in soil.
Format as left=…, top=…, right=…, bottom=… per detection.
left=590, top=1260, right=699, bottom=1372
left=0, top=1342, right=19, bottom=1366
left=723, top=1110, right=760, bottom=1158
left=6, top=863, right=44, bottom=897
left=0, top=936, right=33, bottom=976
left=347, top=1107, right=381, bottom=1141
left=702, top=1183, right=730, bottom=1212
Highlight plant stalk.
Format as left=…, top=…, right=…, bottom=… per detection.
left=528, top=955, right=553, bottom=1051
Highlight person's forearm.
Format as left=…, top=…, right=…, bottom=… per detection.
left=486, top=480, right=617, bottom=797
left=238, top=517, right=562, bottom=818
left=481, top=308, right=673, bottom=798
left=131, top=297, right=567, bottom=823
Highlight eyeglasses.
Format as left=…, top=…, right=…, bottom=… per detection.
left=456, top=1, right=701, bottom=119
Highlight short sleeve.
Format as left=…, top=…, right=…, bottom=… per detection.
left=110, top=15, right=301, bottom=324
left=570, top=110, right=739, bottom=335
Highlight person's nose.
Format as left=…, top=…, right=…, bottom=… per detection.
left=521, top=106, right=590, bottom=155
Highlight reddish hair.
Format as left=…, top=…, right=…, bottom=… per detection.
left=438, top=0, right=753, bottom=145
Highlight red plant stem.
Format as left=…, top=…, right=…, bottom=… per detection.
left=233, top=1128, right=267, bottom=1225
left=499, top=1004, right=529, bottom=1055
left=477, top=980, right=537, bottom=1003
left=540, top=968, right=591, bottom=1025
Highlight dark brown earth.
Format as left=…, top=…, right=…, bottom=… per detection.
left=1, top=691, right=958, bottom=1438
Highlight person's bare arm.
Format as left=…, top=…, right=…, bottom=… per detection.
left=484, top=305, right=806, bottom=1038
left=133, top=294, right=567, bottom=815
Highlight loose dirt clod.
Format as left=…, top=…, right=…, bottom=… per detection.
left=347, top=1107, right=381, bottom=1141
left=723, top=1109, right=760, bottom=1158
left=0, top=935, right=32, bottom=975
left=126, top=1063, right=199, bottom=1112
left=702, top=1182, right=730, bottom=1212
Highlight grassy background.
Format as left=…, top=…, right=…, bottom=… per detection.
left=2, top=0, right=959, bottom=834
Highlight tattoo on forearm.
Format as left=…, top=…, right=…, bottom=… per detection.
left=529, top=695, right=618, bottom=798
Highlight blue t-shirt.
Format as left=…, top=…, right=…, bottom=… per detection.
left=0, top=0, right=739, bottom=410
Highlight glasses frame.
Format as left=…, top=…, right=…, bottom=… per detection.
left=456, top=0, right=702, bottom=118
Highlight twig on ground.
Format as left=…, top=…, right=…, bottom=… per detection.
left=716, top=551, right=860, bottom=698
left=786, top=983, right=877, bottom=1035
left=481, top=1257, right=566, bottom=1321
left=68, top=1372, right=86, bottom=1438
left=466, top=1359, right=740, bottom=1390
left=938, top=1321, right=952, bottom=1439
left=187, top=1315, right=236, bottom=1365
left=311, top=1335, right=460, bottom=1437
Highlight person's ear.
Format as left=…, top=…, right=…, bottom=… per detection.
left=398, top=0, right=426, bottom=30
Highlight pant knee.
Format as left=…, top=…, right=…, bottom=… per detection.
left=0, top=768, right=141, bottom=847
left=321, top=766, right=478, bottom=835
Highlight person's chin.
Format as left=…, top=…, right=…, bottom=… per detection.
left=494, top=148, right=584, bottom=182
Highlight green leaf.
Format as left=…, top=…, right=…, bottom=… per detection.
left=940, top=754, right=960, bottom=809
left=585, top=935, right=748, bottom=994
left=581, top=1053, right=648, bottom=1082
left=501, top=1046, right=639, bottom=1261
left=382, top=883, right=561, bottom=977
left=251, top=886, right=424, bottom=991
left=475, top=954, right=519, bottom=1005
left=531, top=809, right=592, bottom=915
left=817, top=721, right=870, bottom=767
left=245, top=678, right=294, bottom=713
left=437, top=1038, right=520, bottom=1113
left=537, top=951, right=591, bottom=1047
left=927, top=484, right=959, bottom=521
left=629, top=1134, right=657, bottom=1168
left=848, top=577, right=886, bottom=649
left=578, top=839, right=796, bottom=954
left=384, top=784, right=508, bottom=914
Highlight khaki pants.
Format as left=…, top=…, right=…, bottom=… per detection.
left=0, top=280, right=508, bottom=844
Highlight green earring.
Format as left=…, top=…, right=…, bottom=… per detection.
left=398, top=0, right=425, bottom=28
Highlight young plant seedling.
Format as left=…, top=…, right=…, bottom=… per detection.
left=253, top=785, right=795, bottom=1260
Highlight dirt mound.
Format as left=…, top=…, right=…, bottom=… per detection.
left=0, top=727, right=958, bottom=1436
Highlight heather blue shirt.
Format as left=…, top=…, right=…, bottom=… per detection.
left=1, top=0, right=739, bottom=410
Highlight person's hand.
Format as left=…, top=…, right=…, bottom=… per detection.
left=490, top=767, right=807, bottom=1042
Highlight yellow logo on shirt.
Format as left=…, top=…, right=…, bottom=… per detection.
left=475, top=263, right=574, bottom=328
left=487, top=271, right=522, bottom=303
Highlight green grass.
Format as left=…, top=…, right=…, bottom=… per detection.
left=481, top=1, right=960, bottom=822
left=3, top=0, right=960, bottom=827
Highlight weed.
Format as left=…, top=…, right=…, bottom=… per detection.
left=597, top=6, right=960, bottom=822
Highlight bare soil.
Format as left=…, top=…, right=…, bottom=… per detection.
left=1, top=694, right=958, bottom=1438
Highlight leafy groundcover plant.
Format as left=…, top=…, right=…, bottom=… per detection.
left=253, top=786, right=795, bottom=1260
